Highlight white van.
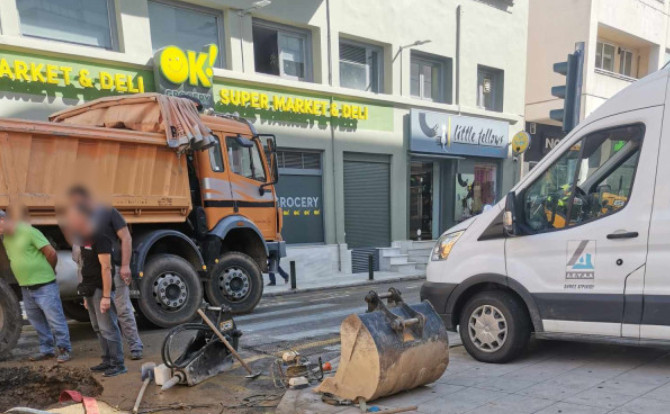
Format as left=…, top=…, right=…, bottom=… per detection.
left=421, top=66, right=670, bottom=363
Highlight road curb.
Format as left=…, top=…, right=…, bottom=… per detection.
left=262, top=275, right=426, bottom=297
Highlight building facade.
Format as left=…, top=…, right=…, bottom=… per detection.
left=0, top=0, right=528, bottom=275
left=525, top=0, right=670, bottom=166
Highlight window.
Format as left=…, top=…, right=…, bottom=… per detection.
left=619, top=48, right=633, bottom=77
left=339, top=40, right=382, bottom=93
left=477, top=65, right=504, bottom=112
left=148, top=0, right=223, bottom=67
left=410, top=53, right=450, bottom=103
left=253, top=20, right=311, bottom=81
left=596, top=41, right=616, bottom=72
left=226, top=136, right=266, bottom=182
left=16, top=0, right=115, bottom=49
left=277, top=150, right=322, bottom=170
left=522, top=124, right=644, bottom=233
left=208, top=137, right=224, bottom=172
left=455, top=163, right=498, bottom=222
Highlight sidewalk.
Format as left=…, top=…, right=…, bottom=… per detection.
left=262, top=270, right=425, bottom=296
left=278, top=340, right=670, bottom=414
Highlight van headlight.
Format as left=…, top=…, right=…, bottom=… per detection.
left=431, top=231, right=464, bottom=261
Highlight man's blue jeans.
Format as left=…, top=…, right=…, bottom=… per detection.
left=85, top=289, right=125, bottom=368
left=22, top=281, right=72, bottom=354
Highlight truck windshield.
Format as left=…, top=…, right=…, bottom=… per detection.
left=226, top=136, right=267, bottom=182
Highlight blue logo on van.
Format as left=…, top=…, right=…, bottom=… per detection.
left=566, top=240, right=595, bottom=280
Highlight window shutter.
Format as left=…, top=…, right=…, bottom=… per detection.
left=340, top=43, right=367, bottom=64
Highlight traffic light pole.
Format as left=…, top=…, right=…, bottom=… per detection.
left=550, top=41, right=585, bottom=133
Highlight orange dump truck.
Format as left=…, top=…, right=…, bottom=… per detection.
left=0, top=94, right=284, bottom=355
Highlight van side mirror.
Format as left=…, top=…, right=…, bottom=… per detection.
left=503, top=192, right=518, bottom=236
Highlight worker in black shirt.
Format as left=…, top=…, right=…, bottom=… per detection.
left=80, top=229, right=126, bottom=377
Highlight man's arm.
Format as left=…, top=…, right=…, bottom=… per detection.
left=98, top=253, right=113, bottom=314
left=116, top=226, right=132, bottom=285
left=41, top=245, right=58, bottom=271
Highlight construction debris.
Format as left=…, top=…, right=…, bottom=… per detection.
left=316, top=288, right=449, bottom=402
left=271, top=351, right=325, bottom=389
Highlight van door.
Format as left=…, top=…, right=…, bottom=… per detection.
left=506, top=107, right=661, bottom=338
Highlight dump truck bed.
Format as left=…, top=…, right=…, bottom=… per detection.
left=0, top=117, right=191, bottom=225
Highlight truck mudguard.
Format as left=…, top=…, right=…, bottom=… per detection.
left=209, top=215, right=269, bottom=256
left=132, top=229, right=205, bottom=277
left=446, top=273, right=544, bottom=333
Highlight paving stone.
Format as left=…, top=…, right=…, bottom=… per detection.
left=591, top=379, right=661, bottom=397
left=563, top=387, right=637, bottom=410
left=533, top=402, right=611, bottom=414
left=466, top=393, right=555, bottom=414
left=473, top=376, right=538, bottom=393
left=621, top=395, right=670, bottom=414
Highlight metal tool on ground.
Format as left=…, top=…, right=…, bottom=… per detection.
left=132, top=362, right=156, bottom=414
left=316, top=287, right=449, bottom=402
left=160, top=304, right=242, bottom=391
left=196, top=307, right=261, bottom=379
left=271, top=350, right=324, bottom=388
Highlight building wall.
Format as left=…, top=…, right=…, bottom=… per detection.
left=0, top=0, right=528, bottom=254
left=526, top=0, right=670, bottom=126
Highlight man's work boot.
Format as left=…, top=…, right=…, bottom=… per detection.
left=103, top=365, right=127, bottom=377
left=57, top=349, right=71, bottom=363
left=29, top=352, right=55, bottom=361
left=90, top=362, right=112, bottom=372
left=130, top=350, right=143, bottom=360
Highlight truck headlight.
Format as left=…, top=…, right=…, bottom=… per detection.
left=431, top=231, right=464, bottom=261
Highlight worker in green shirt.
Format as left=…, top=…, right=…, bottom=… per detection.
left=0, top=210, right=71, bottom=362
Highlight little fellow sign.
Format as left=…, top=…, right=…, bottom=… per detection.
left=410, top=109, right=509, bottom=158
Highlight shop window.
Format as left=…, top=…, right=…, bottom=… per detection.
left=277, top=151, right=322, bottom=171
left=410, top=53, right=451, bottom=103
left=477, top=65, right=504, bottom=112
left=17, top=0, right=116, bottom=49
left=619, top=48, right=633, bottom=77
left=253, top=20, right=311, bottom=81
left=339, top=39, right=383, bottom=93
left=455, top=163, right=498, bottom=222
left=596, top=41, right=616, bottom=72
left=148, top=0, right=224, bottom=67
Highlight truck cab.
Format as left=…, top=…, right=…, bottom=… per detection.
left=421, top=66, right=670, bottom=363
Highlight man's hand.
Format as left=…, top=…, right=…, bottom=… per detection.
left=100, top=297, right=111, bottom=314
left=83, top=299, right=88, bottom=310
left=120, top=265, right=132, bottom=286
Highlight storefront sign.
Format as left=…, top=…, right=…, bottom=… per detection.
left=525, top=122, right=565, bottom=162
left=218, top=87, right=369, bottom=120
left=410, top=109, right=509, bottom=158
left=0, top=55, right=146, bottom=93
left=154, top=44, right=218, bottom=107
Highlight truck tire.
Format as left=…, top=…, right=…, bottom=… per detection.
left=0, top=278, right=22, bottom=358
left=62, top=299, right=90, bottom=322
left=459, top=290, right=530, bottom=363
left=205, top=252, right=263, bottom=314
left=137, top=254, right=203, bottom=328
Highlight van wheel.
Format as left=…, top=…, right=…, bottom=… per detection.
left=205, top=252, right=263, bottom=314
left=459, top=290, right=530, bottom=363
left=62, top=299, right=90, bottom=322
left=0, top=278, right=21, bottom=359
left=137, top=254, right=203, bottom=328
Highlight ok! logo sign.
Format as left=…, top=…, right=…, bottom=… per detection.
left=157, top=44, right=218, bottom=88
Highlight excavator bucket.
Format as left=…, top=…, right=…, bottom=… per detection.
left=316, top=288, right=449, bottom=402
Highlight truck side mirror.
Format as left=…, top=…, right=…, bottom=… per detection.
left=503, top=192, right=517, bottom=236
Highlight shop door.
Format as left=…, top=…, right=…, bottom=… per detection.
left=343, top=153, right=391, bottom=272
left=410, top=161, right=434, bottom=240
left=275, top=151, right=324, bottom=244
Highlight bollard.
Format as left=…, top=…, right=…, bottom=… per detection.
left=368, top=254, right=374, bottom=281
left=290, top=260, right=297, bottom=290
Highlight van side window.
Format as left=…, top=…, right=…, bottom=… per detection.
left=523, top=124, right=644, bottom=233
left=208, top=136, right=224, bottom=172
left=225, top=136, right=267, bottom=182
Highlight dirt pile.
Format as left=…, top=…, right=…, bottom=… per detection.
left=0, top=365, right=102, bottom=410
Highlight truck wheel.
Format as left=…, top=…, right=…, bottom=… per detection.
left=459, top=290, right=530, bottom=363
left=205, top=252, right=263, bottom=314
left=0, top=278, right=22, bottom=358
left=137, top=254, right=203, bottom=328
left=62, top=299, right=90, bottom=322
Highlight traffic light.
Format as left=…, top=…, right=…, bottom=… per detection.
left=550, top=42, right=584, bottom=133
